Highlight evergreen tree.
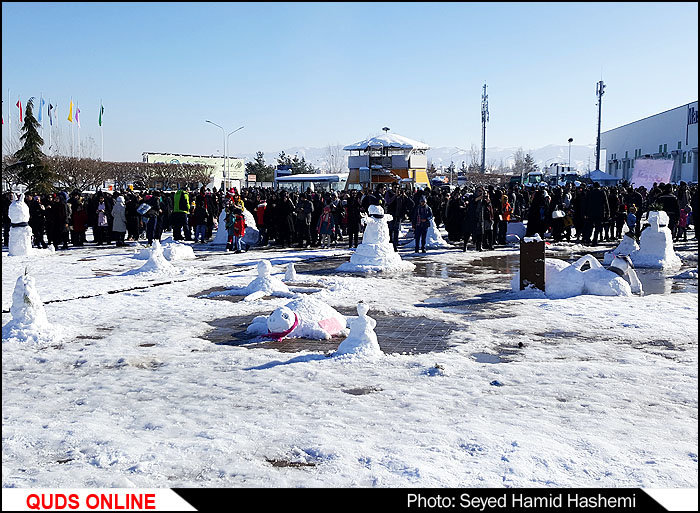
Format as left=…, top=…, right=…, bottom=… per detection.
left=245, top=151, right=274, bottom=182
left=14, top=98, right=54, bottom=193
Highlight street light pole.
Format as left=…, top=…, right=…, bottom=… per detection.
left=206, top=120, right=226, bottom=190
left=227, top=126, right=245, bottom=188
left=568, top=137, right=574, bottom=171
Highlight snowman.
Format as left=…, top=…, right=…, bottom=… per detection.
left=246, top=296, right=348, bottom=340
left=335, top=303, right=382, bottom=357
left=7, top=193, right=34, bottom=256
left=337, top=205, right=415, bottom=273
left=629, top=211, right=681, bottom=269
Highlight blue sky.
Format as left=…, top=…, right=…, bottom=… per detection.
left=2, top=2, right=698, bottom=162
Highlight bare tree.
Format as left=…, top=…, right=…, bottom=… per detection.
left=324, top=143, right=346, bottom=174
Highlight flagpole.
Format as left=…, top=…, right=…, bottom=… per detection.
left=49, top=100, right=52, bottom=153
left=77, top=100, right=80, bottom=160
left=70, top=96, right=74, bottom=157
left=100, top=98, right=103, bottom=161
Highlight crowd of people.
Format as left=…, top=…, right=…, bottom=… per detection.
left=2, top=179, right=698, bottom=253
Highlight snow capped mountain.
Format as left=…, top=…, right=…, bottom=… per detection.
left=238, top=144, right=598, bottom=173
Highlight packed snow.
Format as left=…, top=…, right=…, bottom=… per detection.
left=2, top=221, right=697, bottom=489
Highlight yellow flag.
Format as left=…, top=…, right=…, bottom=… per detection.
left=67, top=99, right=73, bottom=122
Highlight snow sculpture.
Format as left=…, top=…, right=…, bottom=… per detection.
left=8, top=193, right=34, bottom=256
left=204, top=259, right=292, bottom=301
left=337, top=205, right=415, bottom=273
left=603, top=233, right=640, bottom=265
left=424, top=218, right=450, bottom=249
left=511, top=254, right=643, bottom=298
left=212, top=208, right=259, bottom=246
left=134, top=237, right=195, bottom=261
left=2, top=270, right=59, bottom=344
left=284, top=262, right=298, bottom=282
left=628, top=211, right=681, bottom=269
left=246, top=296, right=348, bottom=340
left=124, top=241, right=176, bottom=275
left=335, top=303, right=382, bottom=357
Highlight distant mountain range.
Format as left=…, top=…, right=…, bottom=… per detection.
left=238, top=143, right=599, bottom=174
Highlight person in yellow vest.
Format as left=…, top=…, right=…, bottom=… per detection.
left=172, top=187, right=191, bottom=241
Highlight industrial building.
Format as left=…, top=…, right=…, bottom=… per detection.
left=600, top=101, right=698, bottom=183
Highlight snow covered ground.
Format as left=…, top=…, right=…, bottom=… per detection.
left=2, top=227, right=698, bottom=488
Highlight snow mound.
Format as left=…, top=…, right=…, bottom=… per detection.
left=337, top=206, right=415, bottom=273
left=335, top=303, right=382, bottom=358
left=425, top=219, right=450, bottom=249
left=2, top=271, right=61, bottom=344
left=212, top=208, right=260, bottom=246
left=207, top=260, right=292, bottom=301
left=134, top=239, right=195, bottom=261
left=246, top=296, right=347, bottom=340
left=124, top=241, right=177, bottom=275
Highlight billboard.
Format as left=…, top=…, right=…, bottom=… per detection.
left=630, top=159, right=674, bottom=190
left=143, top=153, right=245, bottom=181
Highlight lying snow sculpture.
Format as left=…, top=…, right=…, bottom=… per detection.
left=2, top=270, right=59, bottom=343
left=8, top=193, right=34, bottom=256
left=335, top=303, right=382, bottom=357
left=284, top=262, right=298, bottom=282
left=511, top=254, right=643, bottom=298
left=246, top=296, right=348, bottom=340
left=337, top=205, right=415, bottom=273
left=425, top=218, right=450, bottom=249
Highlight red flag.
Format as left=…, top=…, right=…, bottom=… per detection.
left=16, top=100, right=22, bottom=122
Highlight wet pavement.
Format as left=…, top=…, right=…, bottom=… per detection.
left=200, top=235, right=697, bottom=356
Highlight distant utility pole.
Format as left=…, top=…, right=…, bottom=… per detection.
left=595, top=80, right=605, bottom=172
left=481, top=83, right=489, bottom=174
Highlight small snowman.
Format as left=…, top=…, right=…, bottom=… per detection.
left=284, top=262, right=298, bottom=282
left=335, top=302, right=382, bottom=357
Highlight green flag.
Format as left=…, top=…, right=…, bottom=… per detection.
left=98, top=104, right=104, bottom=126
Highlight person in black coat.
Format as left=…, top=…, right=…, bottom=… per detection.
left=346, top=191, right=363, bottom=249
left=583, top=182, right=609, bottom=245
left=445, top=191, right=465, bottom=243
left=28, top=195, right=48, bottom=248
left=656, top=183, right=681, bottom=238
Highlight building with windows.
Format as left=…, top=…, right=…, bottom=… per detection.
left=343, top=131, right=430, bottom=189
left=600, top=101, right=698, bottom=183
left=142, top=152, right=245, bottom=191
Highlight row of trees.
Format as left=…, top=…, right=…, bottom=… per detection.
left=2, top=98, right=214, bottom=193
left=427, top=146, right=539, bottom=178
left=245, top=150, right=324, bottom=183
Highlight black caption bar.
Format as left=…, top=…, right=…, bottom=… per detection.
left=173, top=488, right=672, bottom=513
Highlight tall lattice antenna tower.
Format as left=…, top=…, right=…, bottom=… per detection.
left=481, top=83, right=489, bottom=174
